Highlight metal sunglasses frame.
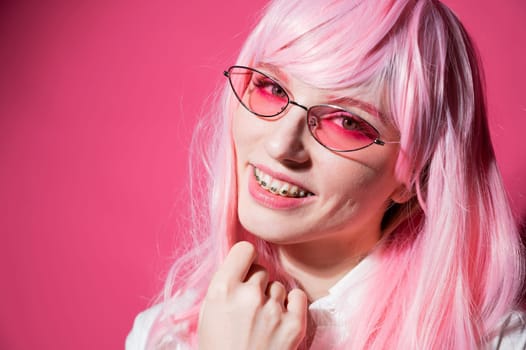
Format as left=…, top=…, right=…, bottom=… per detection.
left=224, top=65, right=399, bottom=152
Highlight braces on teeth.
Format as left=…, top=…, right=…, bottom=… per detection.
left=254, top=167, right=313, bottom=198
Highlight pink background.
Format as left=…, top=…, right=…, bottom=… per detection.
left=1, top=1, right=524, bottom=349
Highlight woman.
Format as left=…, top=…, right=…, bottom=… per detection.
left=127, top=0, right=525, bottom=348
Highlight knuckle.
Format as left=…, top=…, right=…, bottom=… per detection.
left=283, top=317, right=304, bottom=337
left=265, top=301, right=283, bottom=318
left=243, top=283, right=264, bottom=297
left=249, top=269, right=268, bottom=285
left=206, top=282, right=230, bottom=300
left=261, top=302, right=283, bottom=328
left=237, top=285, right=265, bottom=307
left=232, top=241, right=256, bottom=256
left=273, top=281, right=285, bottom=290
left=288, top=288, right=305, bottom=299
left=270, top=281, right=285, bottom=294
left=265, top=316, right=281, bottom=330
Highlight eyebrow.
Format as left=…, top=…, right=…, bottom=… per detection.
left=255, top=62, right=290, bottom=84
left=330, top=96, right=385, bottom=121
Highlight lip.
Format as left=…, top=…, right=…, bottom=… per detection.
left=247, top=164, right=315, bottom=210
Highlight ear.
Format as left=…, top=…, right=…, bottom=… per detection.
left=390, top=183, right=414, bottom=204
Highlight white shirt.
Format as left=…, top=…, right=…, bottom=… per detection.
left=126, top=256, right=526, bottom=349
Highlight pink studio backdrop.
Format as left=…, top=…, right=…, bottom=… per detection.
left=0, top=1, right=524, bottom=349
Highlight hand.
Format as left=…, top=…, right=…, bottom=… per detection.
left=198, top=241, right=307, bottom=350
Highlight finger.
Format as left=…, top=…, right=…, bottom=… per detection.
left=283, top=289, right=308, bottom=346
left=266, top=281, right=286, bottom=303
left=212, top=241, right=257, bottom=285
left=245, top=264, right=269, bottom=290
left=286, top=288, right=308, bottom=317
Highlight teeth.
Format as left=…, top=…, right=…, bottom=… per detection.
left=289, top=186, right=299, bottom=197
left=253, top=167, right=313, bottom=198
left=260, top=173, right=271, bottom=189
left=269, top=180, right=281, bottom=194
left=279, top=183, right=290, bottom=196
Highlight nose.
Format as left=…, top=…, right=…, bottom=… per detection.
left=264, top=102, right=311, bottom=167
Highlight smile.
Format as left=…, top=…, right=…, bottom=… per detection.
left=253, top=167, right=314, bottom=198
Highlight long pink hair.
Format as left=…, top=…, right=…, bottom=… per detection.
left=147, top=0, right=524, bottom=348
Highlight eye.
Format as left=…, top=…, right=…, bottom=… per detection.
left=320, top=110, right=378, bottom=140
left=270, top=83, right=286, bottom=98
left=334, top=113, right=370, bottom=131
left=341, top=115, right=361, bottom=130
left=252, top=76, right=287, bottom=99
left=308, top=105, right=382, bottom=151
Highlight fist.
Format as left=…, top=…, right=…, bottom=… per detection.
left=198, top=241, right=307, bottom=350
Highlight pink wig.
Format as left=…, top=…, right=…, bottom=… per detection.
left=147, top=0, right=524, bottom=348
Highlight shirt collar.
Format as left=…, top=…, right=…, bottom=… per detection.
left=308, top=253, right=378, bottom=325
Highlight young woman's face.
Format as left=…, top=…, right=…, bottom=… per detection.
left=233, top=64, right=405, bottom=249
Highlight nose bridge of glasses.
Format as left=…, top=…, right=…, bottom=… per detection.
left=287, top=100, right=321, bottom=130
left=273, top=99, right=313, bottom=147
left=288, top=100, right=308, bottom=112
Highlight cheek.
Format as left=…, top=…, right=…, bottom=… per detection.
left=232, top=108, right=258, bottom=158
left=319, top=150, right=401, bottom=212
left=324, top=171, right=384, bottom=214
left=319, top=172, right=397, bottom=236
left=232, top=110, right=243, bottom=152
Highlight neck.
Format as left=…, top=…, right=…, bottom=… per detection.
left=278, top=232, right=380, bottom=301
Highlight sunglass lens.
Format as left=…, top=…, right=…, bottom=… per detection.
left=308, top=105, right=378, bottom=151
left=228, top=67, right=288, bottom=117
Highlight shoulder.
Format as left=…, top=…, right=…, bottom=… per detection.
left=126, top=291, right=199, bottom=350
left=126, top=303, right=163, bottom=350
left=485, top=310, right=526, bottom=350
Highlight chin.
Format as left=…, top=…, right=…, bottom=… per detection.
left=237, top=213, right=312, bottom=246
